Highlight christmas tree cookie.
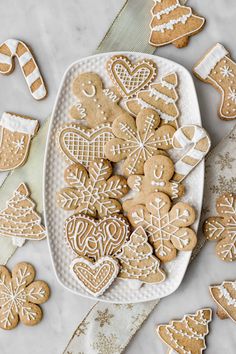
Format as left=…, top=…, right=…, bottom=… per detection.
left=210, top=281, right=236, bottom=324
left=157, top=308, right=212, bottom=353
left=149, top=0, right=205, bottom=48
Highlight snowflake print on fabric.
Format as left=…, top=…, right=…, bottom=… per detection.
left=57, top=159, right=129, bottom=217
left=128, top=192, right=197, bottom=262
left=95, top=309, right=114, bottom=327
left=228, top=87, right=236, bottom=104
left=203, top=193, right=236, bottom=261
left=0, top=262, right=50, bottom=330
left=215, top=152, right=235, bottom=171
left=92, top=332, right=122, bottom=354
left=105, top=108, right=175, bottom=177
left=220, top=65, right=234, bottom=78
left=210, top=175, right=236, bottom=195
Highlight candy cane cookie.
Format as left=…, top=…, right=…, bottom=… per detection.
left=0, top=39, right=47, bottom=100
left=172, top=125, right=211, bottom=182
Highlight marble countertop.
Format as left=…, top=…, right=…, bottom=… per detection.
left=0, top=0, right=236, bottom=353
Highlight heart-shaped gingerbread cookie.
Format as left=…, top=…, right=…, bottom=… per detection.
left=58, top=122, right=114, bottom=167
left=65, top=214, right=130, bottom=260
left=107, top=55, right=157, bottom=98
left=71, top=256, right=119, bottom=297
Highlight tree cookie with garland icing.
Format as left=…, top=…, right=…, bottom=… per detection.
left=210, top=280, right=236, bottom=324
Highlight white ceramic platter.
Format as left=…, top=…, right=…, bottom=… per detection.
left=44, top=51, right=204, bottom=303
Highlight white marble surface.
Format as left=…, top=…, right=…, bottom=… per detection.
left=0, top=0, right=236, bottom=353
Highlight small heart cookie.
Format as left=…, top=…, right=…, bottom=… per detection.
left=107, top=55, right=157, bottom=98
left=71, top=256, right=119, bottom=297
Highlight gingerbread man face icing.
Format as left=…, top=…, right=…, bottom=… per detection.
left=70, top=72, right=126, bottom=128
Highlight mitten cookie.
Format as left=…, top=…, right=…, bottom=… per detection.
left=203, top=193, right=236, bottom=262
left=149, top=0, right=205, bottom=48
left=57, top=159, right=129, bottom=217
left=117, top=226, right=166, bottom=284
left=194, top=43, right=236, bottom=120
left=0, top=262, right=50, bottom=330
left=128, top=192, right=197, bottom=262
left=106, top=55, right=157, bottom=98
left=105, top=108, right=175, bottom=177
left=157, top=308, right=212, bottom=353
left=210, top=281, right=236, bottom=324
left=123, top=155, right=185, bottom=212
left=70, top=72, right=126, bottom=127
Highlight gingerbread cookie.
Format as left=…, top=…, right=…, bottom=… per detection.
left=70, top=72, right=125, bottom=127
left=71, top=256, right=119, bottom=297
left=105, top=108, right=175, bottom=177
left=128, top=192, right=196, bottom=262
left=0, top=183, right=46, bottom=247
left=0, top=112, right=38, bottom=171
left=210, top=281, right=236, bottom=324
left=149, top=0, right=205, bottom=48
left=106, top=55, right=157, bottom=98
left=123, top=155, right=185, bottom=212
left=203, top=193, right=236, bottom=262
left=57, top=159, right=129, bottom=217
left=117, top=226, right=166, bottom=284
left=172, top=125, right=211, bottom=182
left=0, top=262, right=50, bottom=330
left=194, top=43, right=236, bottom=120
left=65, top=213, right=130, bottom=260
left=0, top=39, right=47, bottom=100
left=58, top=122, right=114, bottom=167
left=125, top=72, right=180, bottom=125
left=157, top=308, right=212, bottom=354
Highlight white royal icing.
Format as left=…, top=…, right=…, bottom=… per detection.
left=153, top=13, right=191, bottom=33
left=1, top=112, right=38, bottom=135
left=154, top=4, right=178, bottom=20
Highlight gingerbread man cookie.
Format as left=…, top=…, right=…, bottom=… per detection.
left=70, top=72, right=126, bottom=127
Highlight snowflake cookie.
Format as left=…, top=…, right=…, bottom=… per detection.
left=203, top=193, right=236, bottom=262
left=0, top=262, right=50, bottom=330
left=157, top=308, right=212, bottom=354
left=210, top=280, right=236, bottom=324
left=128, top=192, right=197, bottom=262
left=57, top=159, right=129, bottom=217
left=123, top=155, right=185, bottom=212
left=105, top=108, right=175, bottom=177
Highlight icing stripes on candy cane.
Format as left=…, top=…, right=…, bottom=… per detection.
left=0, top=39, right=47, bottom=100
left=172, top=125, right=211, bottom=182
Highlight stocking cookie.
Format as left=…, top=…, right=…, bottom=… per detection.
left=58, top=122, right=114, bottom=167
left=0, top=262, right=50, bottom=330
left=70, top=72, right=126, bottom=127
left=71, top=256, right=119, bottom=297
left=125, top=72, right=180, bottom=126
left=57, top=159, right=129, bottom=217
left=0, top=183, right=46, bottom=247
left=149, top=0, right=205, bottom=48
left=203, top=193, right=236, bottom=262
left=65, top=214, right=130, bottom=260
left=128, top=192, right=197, bottom=262
left=157, top=308, right=212, bottom=354
left=0, top=39, right=47, bottom=100
left=0, top=112, right=38, bottom=171
left=194, top=43, right=236, bottom=120
left=123, top=155, right=185, bottom=212
left=106, top=55, right=157, bottom=98
left=117, top=226, right=166, bottom=284
left=105, top=108, right=175, bottom=176
left=210, top=281, right=236, bottom=324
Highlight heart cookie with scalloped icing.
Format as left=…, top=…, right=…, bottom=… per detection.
left=71, top=256, right=119, bottom=297
left=106, top=55, right=157, bottom=98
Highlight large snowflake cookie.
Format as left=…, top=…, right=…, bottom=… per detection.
left=203, top=193, right=236, bottom=262
left=58, top=122, right=114, bottom=168
left=0, top=262, right=50, bottom=330
left=157, top=308, right=212, bottom=354
left=105, top=108, right=175, bottom=177
left=0, top=112, right=38, bottom=171
left=128, top=192, right=197, bottom=262
left=194, top=43, right=236, bottom=120
left=57, top=159, right=129, bottom=217
left=149, top=0, right=205, bottom=48
left=70, top=72, right=126, bottom=127
left=123, top=155, right=185, bottom=212
left=210, top=280, right=236, bottom=324
left=106, top=55, right=157, bottom=98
